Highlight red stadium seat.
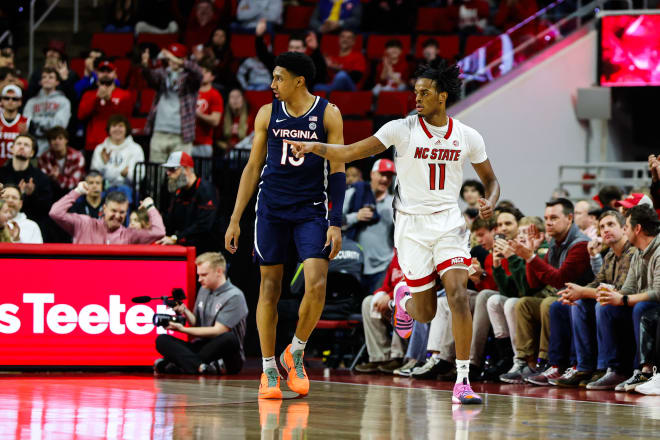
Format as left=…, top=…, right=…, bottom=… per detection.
left=366, top=35, right=411, bottom=60
left=283, top=6, right=314, bottom=30
left=414, top=35, right=460, bottom=61
left=91, top=33, right=134, bottom=58
left=464, top=35, right=496, bottom=56
left=136, top=33, right=178, bottom=49
left=138, top=89, right=156, bottom=115
left=320, top=34, right=364, bottom=57
left=114, top=58, right=131, bottom=85
left=375, top=91, right=414, bottom=116
left=70, top=58, right=85, bottom=79
left=244, top=90, right=273, bottom=116
left=130, top=117, right=147, bottom=135
left=415, top=7, right=458, bottom=33
left=330, top=91, right=372, bottom=117
left=273, top=33, right=290, bottom=55
left=231, top=34, right=257, bottom=59
left=343, top=120, right=373, bottom=144
left=314, top=90, right=327, bottom=98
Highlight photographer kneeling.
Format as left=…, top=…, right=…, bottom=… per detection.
left=155, top=252, right=248, bottom=374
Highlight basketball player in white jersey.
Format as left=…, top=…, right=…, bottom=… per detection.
left=288, top=60, right=499, bottom=404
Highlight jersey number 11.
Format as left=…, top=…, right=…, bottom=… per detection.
left=428, top=163, right=446, bottom=190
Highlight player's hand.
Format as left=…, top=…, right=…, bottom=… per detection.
left=287, top=140, right=316, bottom=159
left=477, top=198, right=493, bottom=219
left=75, top=181, right=89, bottom=195
left=225, top=221, right=240, bottom=254
left=325, top=225, right=342, bottom=259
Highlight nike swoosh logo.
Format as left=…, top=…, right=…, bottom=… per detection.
left=313, top=201, right=324, bottom=205
left=276, top=118, right=287, bottom=123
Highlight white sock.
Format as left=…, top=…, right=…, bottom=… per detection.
left=291, top=335, right=307, bottom=353
left=263, top=356, right=277, bottom=371
left=456, top=359, right=470, bottom=383
left=399, top=295, right=412, bottom=313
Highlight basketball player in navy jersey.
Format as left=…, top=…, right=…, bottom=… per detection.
left=289, top=60, right=500, bottom=404
left=225, top=52, right=346, bottom=399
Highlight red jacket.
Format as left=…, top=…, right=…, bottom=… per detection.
left=78, top=87, right=133, bottom=151
left=474, top=253, right=510, bottom=292
left=374, top=254, right=404, bottom=298
left=526, top=241, right=591, bottom=289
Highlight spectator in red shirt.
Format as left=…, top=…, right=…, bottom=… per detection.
left=78, top=60, right=133, bottom=152
left=215, top=88, right=253, bottom=152
left=193, top=60, right=224, bottom=158
left=184, top=0, right=220, bottom=48
left=0, top=84, right=29, bottom=167
left=494, top=0, right=538, bottom=34
left=314, top=29, right=367, bottom=93
left=372, top=39, right=410, bottom=97
left=38, top=126, right=85, bottom=198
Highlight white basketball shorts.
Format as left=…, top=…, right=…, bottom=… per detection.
left=394, top=206, right=471, bottom=293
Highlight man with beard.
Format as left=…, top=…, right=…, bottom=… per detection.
left=0, top=84, right=30, bottom=167
left=0, top=134, right=53, bottom=238
left=1, top=183, right=43, bottom=243
left=49, top=182, right=165, bottom=244
left=157, top=151, right=220, bottom=254
left=78, top=60, right=133, bottom=153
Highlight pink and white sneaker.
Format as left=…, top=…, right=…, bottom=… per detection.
left=452, top=378, right=483, bottom=405
left=393, top=281, right=413, bottom=339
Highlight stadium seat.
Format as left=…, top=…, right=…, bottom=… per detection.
left=283, top=6, right=315, bottom=30
left=137, top=89, right=156, bottom=115
left=244, top=90, right=273, bottom=116
left=464, top=35, right=496, bottom=56
left=330, top=91, right=372, bottom=117
left=91, top=33, right=134, bottom=58
left=320, top=34, right=364, bottom=57
left=130, top=117, right=147, bottom=135
left=366, top=35, right=411, bottom=60
left=231, top=34, right=257, bottom=59
left=343, top=120, right=373, bottom=144
left=414, top=35, right=460, bottom=61
left=415, top=7, right=458, bottom=33
left=375, top=91, right=414, bottom=116
left=70, top=58, right=85, bottom=79
left=273, top=33, right=290, bottom=56
left=136, top=33, right=178, bottom=49
left=314, top=90, right=327, bottom=98
left=114, top=58, right=131, bottom=85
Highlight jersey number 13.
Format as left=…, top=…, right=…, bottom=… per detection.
left=281, top=141, right=305, bottom=166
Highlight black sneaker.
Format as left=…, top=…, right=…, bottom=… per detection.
left=555, top=368, right=592, bottom=388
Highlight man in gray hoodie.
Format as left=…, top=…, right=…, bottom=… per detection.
left=597, top=204, right=660, bottom=390
left=23, top=67, right=71, bottom=156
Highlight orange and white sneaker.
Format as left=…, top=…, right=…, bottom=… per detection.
left=259, top=367, right=283, bottom=399
left=259, top=398, right=282, bottom=429
left=282, top=401, right=309, bottom=440
left=280, top=344, right=310, bottom=396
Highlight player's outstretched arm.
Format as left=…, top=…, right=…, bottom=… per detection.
left=288, top=134, right=387, bottom=163
left=472, top=159, right=500, bottom=220
left=324, top=103, right=346, bottom=259
left=225, top=104, right=270, bottom=254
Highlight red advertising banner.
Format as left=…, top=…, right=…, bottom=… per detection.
left=0, top=244, right=196, bottom=367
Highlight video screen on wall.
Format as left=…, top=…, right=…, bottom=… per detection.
left=599, top=13, right=660, bottom=87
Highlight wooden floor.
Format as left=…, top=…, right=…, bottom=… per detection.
left=3, top=367, right=660, bottom=439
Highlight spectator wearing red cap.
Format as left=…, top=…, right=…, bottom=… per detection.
left=193, top=60, right=223, bottom=158
left=141, top=44, right=203, bottom=163
left=616, top=193, right=654, bottom=213
left=157, top=151, right=221, bottom=253
left=343, top=158, right=396, bottom=293
left=0, top=84, right=29, bottom=167
left=78, top=60, right=133, bottom=152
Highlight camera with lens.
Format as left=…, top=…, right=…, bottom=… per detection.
left=131, top=288, right=188, bottom=328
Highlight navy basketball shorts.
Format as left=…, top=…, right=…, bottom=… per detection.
left=254, top=206, right=330, bottom=265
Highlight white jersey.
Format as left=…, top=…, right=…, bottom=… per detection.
left=374, top=115, right=487, bottom=215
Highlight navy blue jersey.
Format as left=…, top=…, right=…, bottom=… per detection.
left=258, top=96, right=329, bottom=211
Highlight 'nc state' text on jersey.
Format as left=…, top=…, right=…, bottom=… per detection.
left=413, top=147, right=461, bottom=161
left=272, top=128, right=319, bottom=140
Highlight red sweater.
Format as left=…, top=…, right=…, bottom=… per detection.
left=78, top=87, right=133, bottom=151
left=374, top=254, right=404, bottom=298
left=526, top=241, right=591, bottom=289
left=474, top=253, right=510, bottom=292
